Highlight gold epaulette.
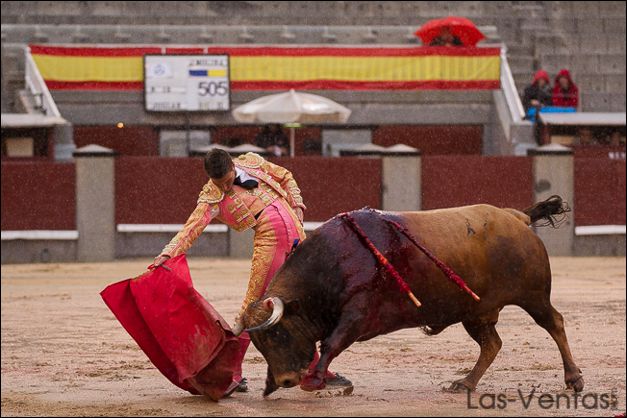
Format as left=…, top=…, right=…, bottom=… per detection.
left=234, top=152, right=263, bottom=169
left=197, top=180, right=224, bottom=204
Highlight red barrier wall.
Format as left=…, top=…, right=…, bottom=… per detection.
left=373, top=125, right=483, bottom=155
left=74, top=126, right=159, bottom=156
left=571, top=145, right=626, bottom=159
left=271, top=157, right=382, bottom=221
left=5, top=156, right=624, bottom=231
left=574, top=158, right=626, bottom=226
left=115, top=156, right=382, bottom=224
left=1, top=161, right=76, bottom=230
left=421, top=156, right=534, bottom=210
left=115, top=157, right=207, bottom=224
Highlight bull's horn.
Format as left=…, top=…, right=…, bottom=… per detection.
left=244, top=297, right=284, bottom=333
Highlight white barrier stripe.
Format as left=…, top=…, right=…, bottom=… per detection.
left=4, top=224, right=622, bottom=240
left=303, top=222, right=324, bottom=231
left=1, top=230, right=78, bottom=240
left=575, top=225, right=626, bottom=236
left=117, top=224, right=228, bottom=233
left=119, top=223, right=322, bottom=233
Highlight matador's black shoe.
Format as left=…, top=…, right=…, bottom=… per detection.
left=235, top=377, right=248, bottom=392
left=222, top=377, right=248, bottom=398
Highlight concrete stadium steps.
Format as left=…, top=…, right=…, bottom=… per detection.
left=4, top=1, right=621, bottom=27
left=1, top=1, right=624, bottom=113
left=505, top=1, right=626, bottom=112
left=534, top=34, right=627, bottom=56
left=581, top=91, right=626, bottom=112
left=577, top=74, right=624, bottom=94
left=507, top=56, right=535, bottom=73
left=538, top=53, right=626, bottom=75
left=0, top=43, right=25, bottom=113
left=0, top=1, right=543, bottom=26
left=551, top=1, right=627, bottom=18
left=0, top=23, right=501, bottom=45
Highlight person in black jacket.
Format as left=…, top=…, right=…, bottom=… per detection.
left=254, top=124, right=289, bottom=156
left=522, top=70, right=552, bottom=116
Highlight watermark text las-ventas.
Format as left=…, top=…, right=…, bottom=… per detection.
left=467, top=387, right=619, bottom=410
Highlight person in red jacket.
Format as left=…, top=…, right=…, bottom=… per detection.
left=552, top=69, right=579, bottom=108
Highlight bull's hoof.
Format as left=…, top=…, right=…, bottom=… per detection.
left=314, top=386, right=354, bottom=397
left=341, top=385, right=354, bottom=396
left=446, top=379, right=475, bottom=393
left=263, top=384, right=278, bottom=398
left=300, top=375, right=326, bottom=392
left=263, top=378, right=279, bottom=398
left=566, top=374, right=584, bottom=393
left=325, top=373, right=353, bottom=389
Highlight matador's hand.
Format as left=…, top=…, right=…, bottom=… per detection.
left=231, top=316, right=245, bottom=336
left=149, top=255, right=170, bottom=270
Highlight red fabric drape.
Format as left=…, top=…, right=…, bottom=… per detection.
left=100, top=254, right=241, bottom=401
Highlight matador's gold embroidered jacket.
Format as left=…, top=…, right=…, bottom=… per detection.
left=159, top=152, right=305, bottom=258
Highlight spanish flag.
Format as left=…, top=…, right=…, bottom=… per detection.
left=30, top=45, right=500, bottom=91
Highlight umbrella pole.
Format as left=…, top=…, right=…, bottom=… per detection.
left=289, top=127, right=295, bottom=157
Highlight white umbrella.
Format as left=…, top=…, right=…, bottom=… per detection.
left=232, top=89, right=351, bottom=157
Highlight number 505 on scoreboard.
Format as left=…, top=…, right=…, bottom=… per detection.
left=144, top=54, right=230, bottom=112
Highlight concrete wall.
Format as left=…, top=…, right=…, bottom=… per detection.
left=322, top=129, right=372, bottom=157
left=1, top=240, right=77, bottom=263
left=116, top=231, right=228, bottom=258
left=382, top=155, right=421, bottom=211
left=529, top=147, right=575, bottom=256
left=47, top=90, right=493, bottom=128
left=229, top=229, right=254, bottom=260
left=74, top=147, right=116, bottom=261
left=574, top=235, right=626, bottom=257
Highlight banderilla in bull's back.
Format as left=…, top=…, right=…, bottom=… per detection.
left=339, top=208, right=480, bottom=308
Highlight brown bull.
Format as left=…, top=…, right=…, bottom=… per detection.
left=242, top=196, right=584, bottom=396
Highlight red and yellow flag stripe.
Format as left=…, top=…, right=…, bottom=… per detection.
left=30, top=45, right=501, bottom=91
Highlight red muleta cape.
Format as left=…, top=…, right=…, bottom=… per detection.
left=100, top=254, right=240, bottom=401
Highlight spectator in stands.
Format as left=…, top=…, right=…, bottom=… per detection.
left=552, top=69, right=579, bottom=108
left=429, top=27, right=463, bottom=47
left=576, top=127, right=595, bottom=146
left=254, top=124, right=289, bottom=157
left=522, top=70, right=552, bottom=116
left=607, top=130, right=625, bottom=147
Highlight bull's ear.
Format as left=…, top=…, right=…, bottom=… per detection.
left=285, top=299, right=301, bottom=316
left=262, top=297, right=276, bottom=310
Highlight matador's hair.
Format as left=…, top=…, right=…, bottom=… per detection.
left=204, top=149, right=233, bottom=179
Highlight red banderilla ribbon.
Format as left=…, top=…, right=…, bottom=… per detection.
left=340, top=213, right=423, bottom=308
left=381, top=217, right=481, bottom=302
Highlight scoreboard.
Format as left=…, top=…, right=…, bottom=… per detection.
left=144, top=55, right=230, bottom=112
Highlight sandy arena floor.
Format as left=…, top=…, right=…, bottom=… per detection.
left=1, top=257, right=625, bottom=416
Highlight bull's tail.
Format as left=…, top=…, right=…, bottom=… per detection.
left=522, top=195, right=571, bottom=228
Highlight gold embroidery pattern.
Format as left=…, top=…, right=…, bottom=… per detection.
left=240, top=213, right=277, bottom=312
left=260, top=159, right=306, bottom=210
left=218, top=189, right=257, bottom=232
left=197, top=180, right=224, bottom=204
left=160, top=203, right=212, bottom=257
left=233, top=153, right=305, bottom=211
left=234, top=152, right=263, bottom=169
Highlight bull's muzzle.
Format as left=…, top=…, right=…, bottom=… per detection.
left=275, top=371, right=301, bottom=388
